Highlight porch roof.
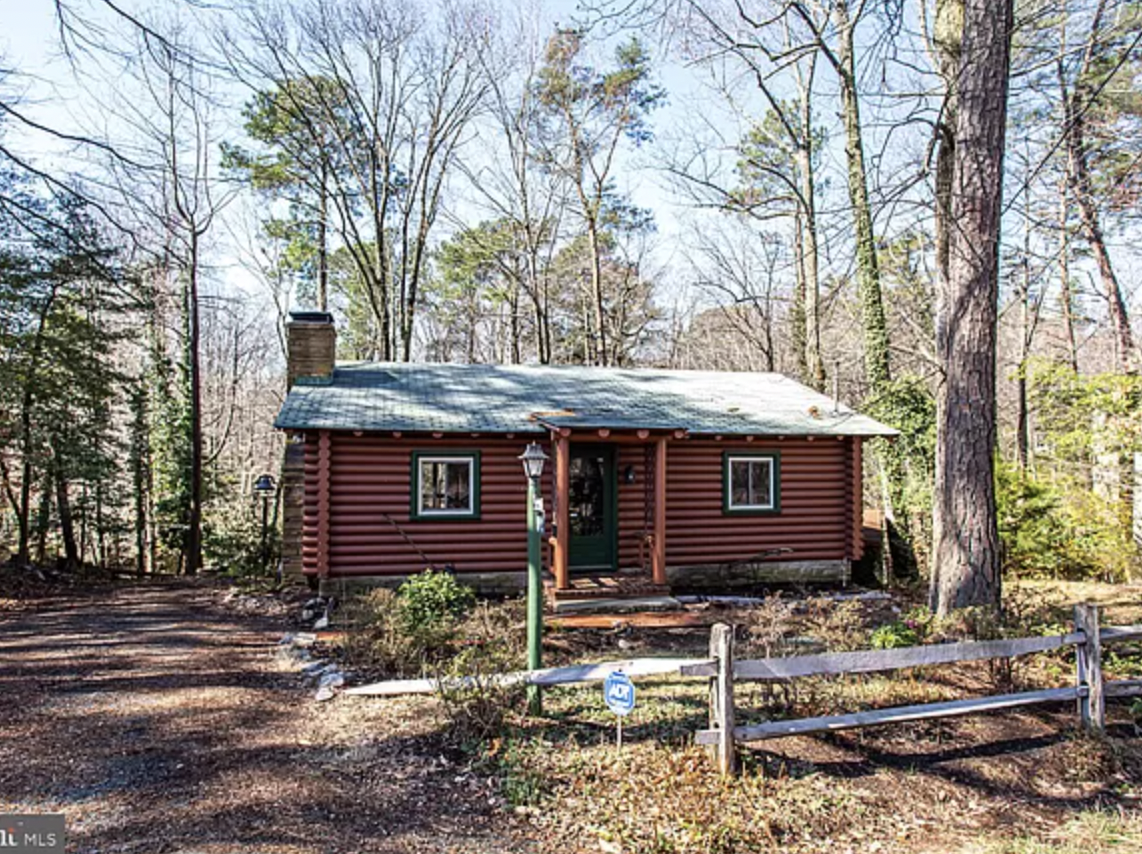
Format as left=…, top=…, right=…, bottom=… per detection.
left=275, top=362, right=898, bottom=437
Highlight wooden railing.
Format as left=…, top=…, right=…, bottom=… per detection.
left=683, top=604, right=1142, bottom=775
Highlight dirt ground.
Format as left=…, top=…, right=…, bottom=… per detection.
left=1, top=579, right=1139, bottom=854
left=0, top=581, right=537, bottom=854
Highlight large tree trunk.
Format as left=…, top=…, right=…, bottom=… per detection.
left=130, top=383, right=150, bottom=577
left=835, top=1, right=890, bottom=392
left=930, top=0, right=1014, bottom=615
left=1016, top=257, right=1031, bottom=472
left=792, top=213, right=809, bottom=382
left=34, top=472, right=51, bottom=565
left=318, top=159, right=329, bottom=313
left=932, top=0, right=963, bottom=334
left=15, top=399, right=34, bottom=567
left=586, top=216, right=608, bottom=366
left=55, top=458, right=79, bottom=572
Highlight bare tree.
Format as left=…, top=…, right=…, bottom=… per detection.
left=89, top=15, right=230, bottom=576
left=684, top=220, right=789, bottom=372
left=1055, top=0, right=1138, bottom=373
left=458, top=7, right=574, bottom=364
left=534, top=29, right=663, bottom=366
left=223, top=0, right=487, bottom=361
left=785, top=0, right=891, bottom=393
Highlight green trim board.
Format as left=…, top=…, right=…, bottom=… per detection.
left=410, top=450, right=482, bottom=520
left=722, top=450, right=781, bottom=515
left=568, top=444, right=618, bottom=570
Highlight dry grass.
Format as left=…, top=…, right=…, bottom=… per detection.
left=460, top=578, right=1142, bottom=854
left=973, top=810, right=1142, bottom=853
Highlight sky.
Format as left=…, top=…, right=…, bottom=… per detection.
left=2, top=0, right=1139, bottom=334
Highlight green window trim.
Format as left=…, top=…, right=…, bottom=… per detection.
left=722, top=451, right=781, bottom=515
left=410, top=450, right=482, bottom=520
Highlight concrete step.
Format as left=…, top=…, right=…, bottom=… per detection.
left=551, top=595, right=683, bottom=615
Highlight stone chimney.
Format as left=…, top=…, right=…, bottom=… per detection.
left=282, top=311, right=334, bottom=585
left=286, top=311, right=336, bottom=387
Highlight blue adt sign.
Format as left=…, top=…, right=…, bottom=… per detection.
left=603, top=671, right=636, bottom=716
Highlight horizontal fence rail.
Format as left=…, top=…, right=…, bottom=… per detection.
left=681, top=633, right=1085, bottom=681
left=696, top=687, right=1087, bottom=744
left=699, top=604, right=1142, bottom=774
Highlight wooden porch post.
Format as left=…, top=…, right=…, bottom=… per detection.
left=553, top=433, right=571, bottom=590
left=653, top=436, right=667, bottom=585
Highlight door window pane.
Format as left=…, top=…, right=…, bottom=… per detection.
left=569, top=455, right=605, bottom=536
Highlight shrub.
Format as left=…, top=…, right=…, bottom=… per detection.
left=870, top=621, right=919, bottom=649
left=339, top=582, right=520, bottom=687
left=396, top=569, right=476, bottom=632
left=930, top=590, right=1066, bottom=692
left=996, top=462, right=1140, bottom=583
left=741, top=593, right=796, bottom=658
left=203, top=502, right=277, bottom=578
left=435, top=643, right=526, bottom=743
left=434, top=600, right=527, bottom=741
left=801, top=598, right=868, bottom=652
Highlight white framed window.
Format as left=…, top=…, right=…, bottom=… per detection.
left=724, top=452, right=780, bottom=514
left=413, top=452, right=480, bottom=519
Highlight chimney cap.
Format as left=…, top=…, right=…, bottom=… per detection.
left=288, top=310, right=334, bottom=324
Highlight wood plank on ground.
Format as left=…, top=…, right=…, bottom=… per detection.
left=344, top=656, right=713, bottom=697
left=693, top=686, right=1085, bottom=744
left=551, top=611, right=712, bottom=629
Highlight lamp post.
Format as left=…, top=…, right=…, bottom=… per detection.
left=253, top=473, right=277, bottom=575
left=518, top=442, right=548, bottom=715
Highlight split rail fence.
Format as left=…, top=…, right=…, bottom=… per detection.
left=683, top=603, right=1142, bottom=774
left=344, top=602, right=1141, bottom=778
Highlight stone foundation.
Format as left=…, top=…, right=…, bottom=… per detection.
left=314, top=559, right=849, bottom=597
left=666, top=559, right=849, bottom=589
left=318, top=570, right=529, bottom=598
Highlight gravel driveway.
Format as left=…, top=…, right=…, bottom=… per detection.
left=0, top=582, right=537, bottom=854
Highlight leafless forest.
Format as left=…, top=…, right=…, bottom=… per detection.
left=1, top=0, right=1138, bottom=608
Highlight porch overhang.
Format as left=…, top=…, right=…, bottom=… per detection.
left=545, top=426, right=671, bottom=592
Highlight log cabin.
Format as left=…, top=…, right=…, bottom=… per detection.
left=275, top=312, right=897, bottom=598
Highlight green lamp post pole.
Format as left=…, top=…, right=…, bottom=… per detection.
left=519, top=443, right=549, bottom=716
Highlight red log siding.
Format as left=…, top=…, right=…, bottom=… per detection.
left=662, top=439, right=851, bottom=566
left=617, top=444, right=652, bottom=570
left=303, top=434, right=551, bottom=577
left=301, top=432, right=863, bottom=577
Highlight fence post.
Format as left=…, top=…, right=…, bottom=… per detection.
left=1073, top=602, right=1105, bottom=734
left=709, top=622, right=737, bottom=775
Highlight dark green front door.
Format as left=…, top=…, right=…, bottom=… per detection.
left=568, top=445, right=617, bottom=570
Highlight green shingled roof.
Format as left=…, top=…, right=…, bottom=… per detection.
left=274, top=363, right=898, bottom=437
